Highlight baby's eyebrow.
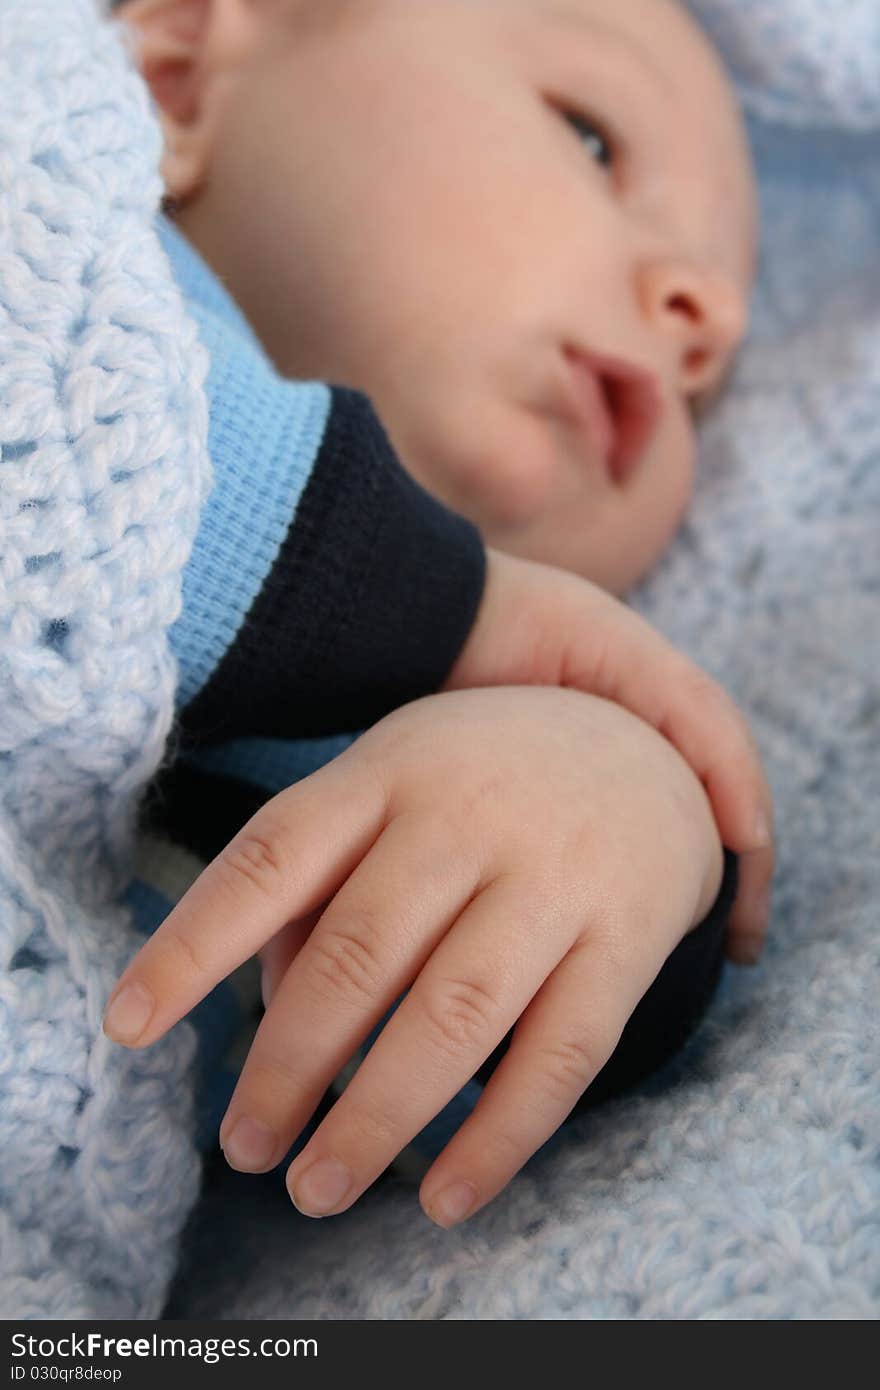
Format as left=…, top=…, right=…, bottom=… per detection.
left=546, top=3, right=674, bottom=106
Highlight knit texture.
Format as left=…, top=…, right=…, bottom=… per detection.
left=689, top=0, right=880, bottom=131
left=0, top=0, right=212, bottom=1317
left=164, top=2, right=880, bottom=1319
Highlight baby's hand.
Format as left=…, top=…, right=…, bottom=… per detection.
left=447, top=549, right=774, bottom=963
left=103, top=687, right=724, bottom=1227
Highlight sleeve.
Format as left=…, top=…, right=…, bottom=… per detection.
left=177, top=386, right=486, bottom=747
left=158, top=210, right=488, bottom=749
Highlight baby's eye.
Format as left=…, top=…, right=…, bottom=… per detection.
left=561, top=109, right=615, bottom=170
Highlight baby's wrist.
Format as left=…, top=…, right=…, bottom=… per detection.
left=444, top=548, right=582, bottom=691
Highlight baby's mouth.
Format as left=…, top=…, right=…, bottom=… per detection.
left=561, top=345, right=662, bottom=486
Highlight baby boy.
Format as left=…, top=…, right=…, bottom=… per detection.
left=105, top=0, right=773, bottom=1229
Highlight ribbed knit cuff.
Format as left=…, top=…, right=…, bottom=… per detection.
left=158, top=212, right=331, bottom=712
left=180, top=387, right=487, bottom=744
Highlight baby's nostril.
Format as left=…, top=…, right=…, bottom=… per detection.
left=667, top=292, right=701, bottom=323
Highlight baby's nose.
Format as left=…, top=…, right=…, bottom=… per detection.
left=637, top=258, right=747, bottom=393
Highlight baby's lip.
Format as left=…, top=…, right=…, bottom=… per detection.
left=561, top=345, right=662, bottom=486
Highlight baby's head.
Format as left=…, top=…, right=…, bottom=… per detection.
left=119, top=0, right=757, bottom=593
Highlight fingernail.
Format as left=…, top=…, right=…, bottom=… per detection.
left=102, top=982, right=154, bottom=1043
left=222, top=1116, right=278, bottom=1171
left=754, top=810, right=772, bottom=848
left=424, top=1180, right=478, bottom=1229
left=289, top=1157, right=352, bottom=1216
left=728, top=935, right=762, bottom=966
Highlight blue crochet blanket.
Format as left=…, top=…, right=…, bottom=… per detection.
left=2, top=0, right=878, bottom=1319
left=0, top=0, right=212, bottom=1318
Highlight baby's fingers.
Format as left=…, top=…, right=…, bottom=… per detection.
left=723, top=841, right=775, bottom=965
left=562, top=595, right=775, bottom=948
left=634, top=649, right=776, bottom=953
left=419, top=934, right=656, bottom=1228
left=102, top=753, right=387, bottom=1047
left=576, top=603, right=773, bottom=861
left=259, top=908, right=324, bottom=1007
left=283, top=873, right=570, bottom=1216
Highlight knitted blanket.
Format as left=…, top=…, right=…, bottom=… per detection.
left=0, top=0, right=211, bottom=1318
left=2, top=0, right=878, bottom=1320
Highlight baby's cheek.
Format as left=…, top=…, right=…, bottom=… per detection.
left=424, top=399, right=566, bottom=533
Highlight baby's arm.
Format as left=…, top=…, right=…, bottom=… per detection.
left=174, top=398, right=770, bottom=962
left=105, top=687, right=726, bottom=1225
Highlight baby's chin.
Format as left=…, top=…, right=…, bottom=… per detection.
left=479, top=508, right=664, bottom=595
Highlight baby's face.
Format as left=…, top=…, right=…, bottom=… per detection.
left=179, top=0, right=757, bottom=592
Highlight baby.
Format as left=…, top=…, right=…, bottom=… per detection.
left=104, top=0, right=772, bottom=1228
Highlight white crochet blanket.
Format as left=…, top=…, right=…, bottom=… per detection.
left=1, top=0, right=877, bottom=1320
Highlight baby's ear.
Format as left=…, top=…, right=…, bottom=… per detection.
left=115, top=0, right=262, bottom=202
